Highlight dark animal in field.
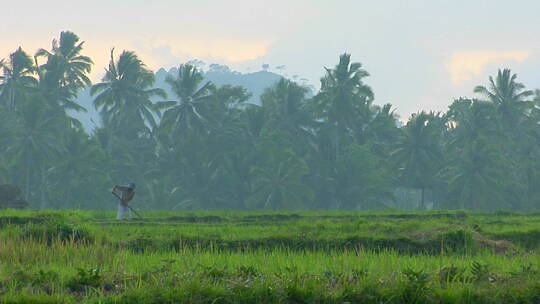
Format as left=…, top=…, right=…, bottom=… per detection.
left=0, top=184, right=28, bottom=209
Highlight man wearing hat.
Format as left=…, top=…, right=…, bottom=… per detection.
left=112, top=183, right=136, bottom=220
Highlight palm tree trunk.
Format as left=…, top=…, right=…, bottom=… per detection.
left=333, top=122, right=340, bottom=209
left=25, top=154, right=31, bottom=202
left=420, top=187, right=425, bottom=210
left=40, top=164, right=47, bottom=209
left=10, top=86, right=15, bottom=110
left=335, top=123, right=340, bottom=161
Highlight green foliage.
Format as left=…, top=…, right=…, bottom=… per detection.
left=0, top=33, right=539, bottom=212
left=400, top=268, right=431, bottom=303
left=439, top=229, right=474, bottom=254
left=33, top=269, right=60, bottom=285
left=22, top=221, right=92, bottom=244
left=92, top=48, right=165, bottom=135
left=2, top=211, right=540, bottom=302
left=438, top=265, right=466, bottom=283
left=248, top=131, right=313, bottom=210
left=393, top=111, right=444, bottom=209
left=66, top=267, right=103, bottom=292
left=336, top=144, right=394, bottom=209
left=158, top=63, right=215, bottom=134
left=471, top=261, right=491, bottom=282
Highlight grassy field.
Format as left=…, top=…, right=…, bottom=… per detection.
left=2, top=210, right=540, bottom=303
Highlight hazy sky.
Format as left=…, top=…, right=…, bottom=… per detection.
left=3, top=0, right=540, bottom=118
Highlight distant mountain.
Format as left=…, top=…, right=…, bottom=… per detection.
left=155, top=64, right=283, bottom=105
left=72, top=65, right=284, bottom=132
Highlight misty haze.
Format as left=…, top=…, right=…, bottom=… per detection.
left=1, top=1, right=540, bottom=303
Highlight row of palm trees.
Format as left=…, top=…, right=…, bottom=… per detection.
left=1, top=31, right=539, bottom=211
left=0, top=32, right=93, bottom=208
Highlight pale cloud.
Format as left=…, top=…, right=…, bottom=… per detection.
left=446, top=50, right=531, bottom=85
left=133, top=36, right=272, bottom=65
left=0, top=35, right=272, bottom=83
left=98, top=36, right=272, bottom=81
left=3, top=0, right=540, bottom=121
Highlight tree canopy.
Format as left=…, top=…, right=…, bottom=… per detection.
left=1, top=31, right=539, bottom=211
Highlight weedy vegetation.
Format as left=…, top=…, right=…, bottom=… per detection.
left=1, top=210, right=540, bottom=303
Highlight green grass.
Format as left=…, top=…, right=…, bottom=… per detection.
left=2, top=209, right=540, bottom=303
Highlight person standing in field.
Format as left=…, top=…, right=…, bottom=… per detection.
left=112, top=183, right=136, bottom=220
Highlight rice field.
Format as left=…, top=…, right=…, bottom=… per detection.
left=2, top=210, right=540, bottom=303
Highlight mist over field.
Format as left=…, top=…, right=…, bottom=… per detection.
left=0, top=29, right=539, bottom=211
left=0, top=0, right=539, bottom=212
left=3, top=2, right=540, bottom=303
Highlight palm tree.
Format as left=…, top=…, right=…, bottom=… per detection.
left=312, top=53, right=373, bottom=159
left=35, top=31, right=93, bottom=112
left=0, top=111, right=13, bottom=161
left=446, top=98, right=499, bottom=150
left=0, top=105, right=16, bottom=187
left=534, top=89, right=540, bottom=104
left=443, top=98, right=510, bottom=209
left=335, top=144, right=394, bottom=209
left=49, top=129, right=108, bottom=208
left=248, top=147, right=313, bottom=210
left=446, top=138, right=507, bottom=210
left=510, top=90, right=540, bottom=210
left=169, top=129, right=223, bottom=209
left=5, top=101, right=64, bottom=206
left=0, top=156, right=9, bottom=184
left=355, top=103, right=400, bottom=152
left=0, top=47, right=37, bottom=110
left=91, top=49, right=166, bottom=134
left=393, top=112, right=444, bottom=209
left=474, top=69, right=533, bottom=132
left=261, top=78, right=314, bottom=148
left=158, top=64, right=215, bottom=134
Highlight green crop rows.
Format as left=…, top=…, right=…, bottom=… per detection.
left=2, top=210, right=540, bottom=303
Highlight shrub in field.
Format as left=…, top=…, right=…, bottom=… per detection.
left=121, top=237, right=157, bottom=253
left=285, top=283, right=321, bottom=303
left=18, top=213, right=92, bottom=244
left=509, top=263, right=538, bottom=277
left=0, top=294, right=74, bottom=304
left=438, top=265, right=466, bottom=284
left=350, top=268, right=369, bottom=282
left=399, top=268, right=432, bottom=304
left=30, top=269, right=60, bottom=295
left=471, top=261, right=492, bottom=282
left=236, top=265, right=260, bottom=279
left=0, top=216, right=47, bottom=228
left=22, top=221, right=92, bottom=244
left=6, top=268, right=60, bottom=294
left=343, top=283, right=386, bottom=303
left=199, top=265, right=229, bottom=281
left=66, top=267, right=103, bottom=292
left=166, top=215, right=225, bottom=223
left=140, top=258, right=178, bottom=285
left=0, top=211, right=71, bottom=228
left=33, top=269, right=60, bottom=285
left=8, top=268, right=34, bottom=287
left=437, top=229, right=474, bottom=254
left=494, top=210, right=519, bottom=216
left=495, top=230, right=540, bottom=250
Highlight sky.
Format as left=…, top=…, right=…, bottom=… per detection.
left=3, top=0, right=540, bottom=119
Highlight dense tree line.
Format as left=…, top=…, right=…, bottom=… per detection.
left=1, top=31, right=539, bottom=211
